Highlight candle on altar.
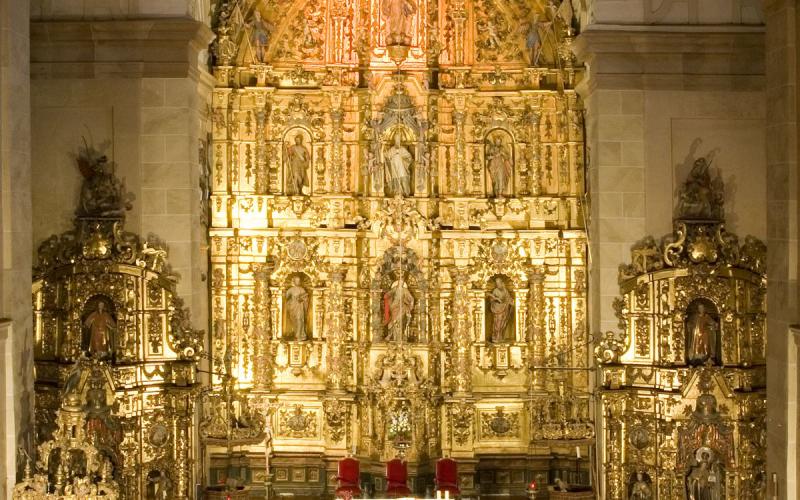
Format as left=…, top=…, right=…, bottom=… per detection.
left=576, top=446, right=581, bottom=459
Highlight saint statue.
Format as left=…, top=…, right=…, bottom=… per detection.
left=284, top=276, right=310, bottom=341
left=488, top=277, right=514, bottom=342
left=381, top=0, right=417, bottom=46
left=630, top=472, right=653, bottom=500
left=686, top=302, right=718, bottom=365
left=384, top=135, right=414, bottom=197
left=248, top=10, right=273, bottom=64
left=486, top=136, right=513, bottom=197
left=146, top=470, right=172, bottom=500
left=686, top=449, right=723, bottom=500
left=383, top=280, right=414, bottom=341
left=285, top=134, right=310, bottom=196
left=83, top=300, right=115, bottom=357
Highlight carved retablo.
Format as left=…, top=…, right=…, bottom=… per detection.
left=207, top=0, right=588, bottom=497
left=30, top=141, right=204, bottom=499
left=597, top=160, right=767, bottom=500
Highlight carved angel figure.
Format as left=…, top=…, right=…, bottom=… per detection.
left=284, top=276, right=309, bottom=341
left=487, top=136, right=513, bottom=197
left=384, top=135, right=414, bottom=196
left=381, top=0, right=417, bottom=45
left=285, top=134, right=310, bottom=195
left=488, top=277, right=514, bottom=342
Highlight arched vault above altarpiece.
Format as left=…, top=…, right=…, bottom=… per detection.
left=212, top=0, right=584, bottom=73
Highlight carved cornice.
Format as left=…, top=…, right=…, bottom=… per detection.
left=573, top=26, right=765, bottom=92
left=31, top=19, right=214, bottom=79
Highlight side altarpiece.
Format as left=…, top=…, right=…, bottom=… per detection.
left=596, top=161, right=767, bottom=499
left=27, top=145, right=204, bottom=499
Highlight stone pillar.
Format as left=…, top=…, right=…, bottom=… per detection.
left=764, top=1, right=799, bottom=498
left=0, top=0, right=32, bottom=494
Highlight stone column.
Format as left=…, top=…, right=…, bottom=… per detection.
left=765, top=1, right=799, bottom=498
left=0, top=0, right=32, bottom=493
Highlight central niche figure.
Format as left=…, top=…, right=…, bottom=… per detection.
left=486, top=133, right=513, bottom=197
left=284, top=133, right=311, bottom=196
left=685, top=299, right=719, bottom=365
left=284, top=275, right=310, bottom=341
left=384, top=134, right=414, bottom=197
left=383, top=278, right=415, bottom=341
left=381, top=0, right=417, bottom=46
left=82, top=296, right=116, bottom=358
left=686, top=447, right=723, bottom=500
left=487, top=276, right=514, bottom=342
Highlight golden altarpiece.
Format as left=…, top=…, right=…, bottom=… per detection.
left=208, top=0, right=590, bottom=497
left=595, top=162, right=767, bottom=499
left=27, top=144, right=205, bottom=499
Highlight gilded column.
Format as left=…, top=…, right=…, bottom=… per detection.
left=253, top=260, right=275, bottom=390
left=326, top=265, right=349, bottom=392
left=527, top=266, right=547, bottom=391
left=449, top=267, right=472, bottom=395
left=605, top=406, right=624, bottom=500
left=328, top=91, right=346, bottom=194
left=528, top=101, right=542, bottom=196
left=452, top=98, right=468, bottom=196
left=172, top=394, right=192, bottom=499
left=254, top=90, right=272, bottom=195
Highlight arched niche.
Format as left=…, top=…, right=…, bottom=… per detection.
left=370, top=246, right=429, bottom=343
left=684, top=297, right=721, bottom=367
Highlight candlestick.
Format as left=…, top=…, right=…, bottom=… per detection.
left=576, top=446, right=581, bottom=459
